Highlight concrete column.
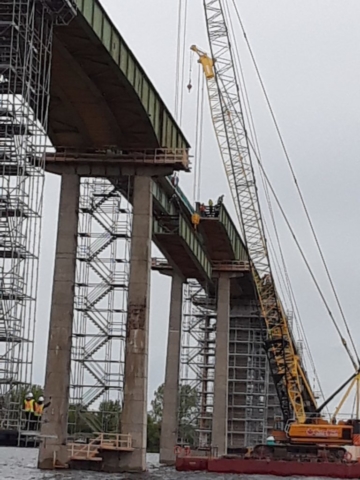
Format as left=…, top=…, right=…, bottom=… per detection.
left=212, top=273, right=230, bottom=456
left=159, top=273, right=183, bottom=465
left=38, top=173, right=80, bottom=469
left=119, top=175, right=152, bottom=472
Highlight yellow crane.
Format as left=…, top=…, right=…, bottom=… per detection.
left=192, top=0, right=360, bottom=460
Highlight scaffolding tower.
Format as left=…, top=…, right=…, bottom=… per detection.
left=0, top=0, right=76, bottom=434
left=179, top=281, right=281, bottom=451
left=228, top=302, right=280, bottom=450
left=179, top=281, right=216, bottom=449
left=70, top=178, right=132, bottom=437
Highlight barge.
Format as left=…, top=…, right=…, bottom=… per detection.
left=176, top=455, right=360, bottom=478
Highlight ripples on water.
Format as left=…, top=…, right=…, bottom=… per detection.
left=0, top=447, right=333, bottom=480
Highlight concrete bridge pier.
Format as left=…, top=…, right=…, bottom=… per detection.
left=159, top=273, right=183, bottom=465
left=119, top=175, right=153, bottom=473
left=212, top=273, right=230, bottom=456
left=38, top=173, right=80, bottom=469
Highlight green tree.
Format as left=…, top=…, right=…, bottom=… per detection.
left=97, top=400, right=121, bottom=433
left=148, top=383, right=199, bottom=449
left=67, top=403, right=94, bottom=436
left=150, top=383, right=198, bottom=423
left=147, top=414, right=160, bottom=453
left=9, top=384, right=43, bottom=404
left=150, top=384, right=164, bottom=423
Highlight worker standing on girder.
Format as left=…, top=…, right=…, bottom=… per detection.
left=209, top=199, right=214, bottom=216
left=171, top=173, right=179, bottom=188
left=191, top=212, right=200, bottom=230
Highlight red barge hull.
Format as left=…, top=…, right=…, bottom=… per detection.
left=176, top=456, right=360, bottom=478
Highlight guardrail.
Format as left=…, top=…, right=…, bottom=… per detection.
left=96, top=432, right=133, bottom=450
left=46, top=148, right=190, bottom=169
left=68, top=441, right=100, bottom=460
left=212, top=260, right=250, bottom=272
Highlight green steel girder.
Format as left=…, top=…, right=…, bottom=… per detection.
left=178, top=216, right=212, bottom=280
left=73, top=0, right=189, bottom=150
left=217, top=204, right=248, bottom=261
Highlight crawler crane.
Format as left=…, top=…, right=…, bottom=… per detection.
left=192, top=0, right=360, bottom=462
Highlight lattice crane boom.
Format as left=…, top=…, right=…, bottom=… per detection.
left=193, top=0, right=317, bottom=424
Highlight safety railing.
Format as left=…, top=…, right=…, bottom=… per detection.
left=96, top=432, right=133, bottom=450
left=46, top=148, right=190, bottom=169
left=212, top=260, right=250, bottom=272
left=68, top=440, right=100, bottom=460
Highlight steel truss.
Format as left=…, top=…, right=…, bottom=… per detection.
left=70, top=178, right=132, bottom=436
left=0, top=0, right=75, bottom=435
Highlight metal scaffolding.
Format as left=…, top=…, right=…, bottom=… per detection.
left=179, top=282, right=281, bottom=451
left=179, top=281, right=216, bottom=449
left=0, top=0, right=76, bottom=434
left=228, top=304, right=280, bottom=450
left=70, top=178, right=132, bottom=436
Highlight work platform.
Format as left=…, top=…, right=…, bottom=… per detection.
left=67, top=433, right=134, bottom=472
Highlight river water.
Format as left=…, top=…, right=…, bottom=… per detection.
left=0, top=447, right=333, bottom=479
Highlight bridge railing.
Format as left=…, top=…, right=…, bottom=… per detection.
left=46, top=148, right=190, bottom=169
left=96, top=432, right=133, bottom=450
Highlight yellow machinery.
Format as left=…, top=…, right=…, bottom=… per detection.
left=194, top=0, right=360, bottom=461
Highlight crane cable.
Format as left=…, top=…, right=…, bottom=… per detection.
left=174, top=0, right=188, bottom=124
left=196, top=74, right=205, bottom=201
left=174, top=0, right=182, bottom=121
left=248, top=130, right=358, bottom=371
left=210, top=25, right=358, bottom=371
left=229, top=0, right=360, bottom=368
left=193, top=69, right=205, bottom=202
left=222, top=0, right=325, bottom=397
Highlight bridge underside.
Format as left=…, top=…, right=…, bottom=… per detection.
left=50, top=19, right=157, bottom=150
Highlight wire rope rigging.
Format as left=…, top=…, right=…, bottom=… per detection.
left=226, top=0, right=360, bottom=369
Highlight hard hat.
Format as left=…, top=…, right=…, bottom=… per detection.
left=267, top=435, right=275, bottom=442
left=38, top=396, right=44, bottom=402
left=25, top=392, right=33, bottom=399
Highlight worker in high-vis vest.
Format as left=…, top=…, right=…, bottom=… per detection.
left=191, top=212, right=200, bottom=231
left=34, top=395, right=50, bottom=430
left=23, top=392, right=35, bottom=430
left=23, top=392, right=34, bottom=412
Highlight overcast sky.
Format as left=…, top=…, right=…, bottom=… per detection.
left=34, top=0, right=360, bottom=414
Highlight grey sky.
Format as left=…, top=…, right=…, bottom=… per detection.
left=34, top=0, right=360, bottom=412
